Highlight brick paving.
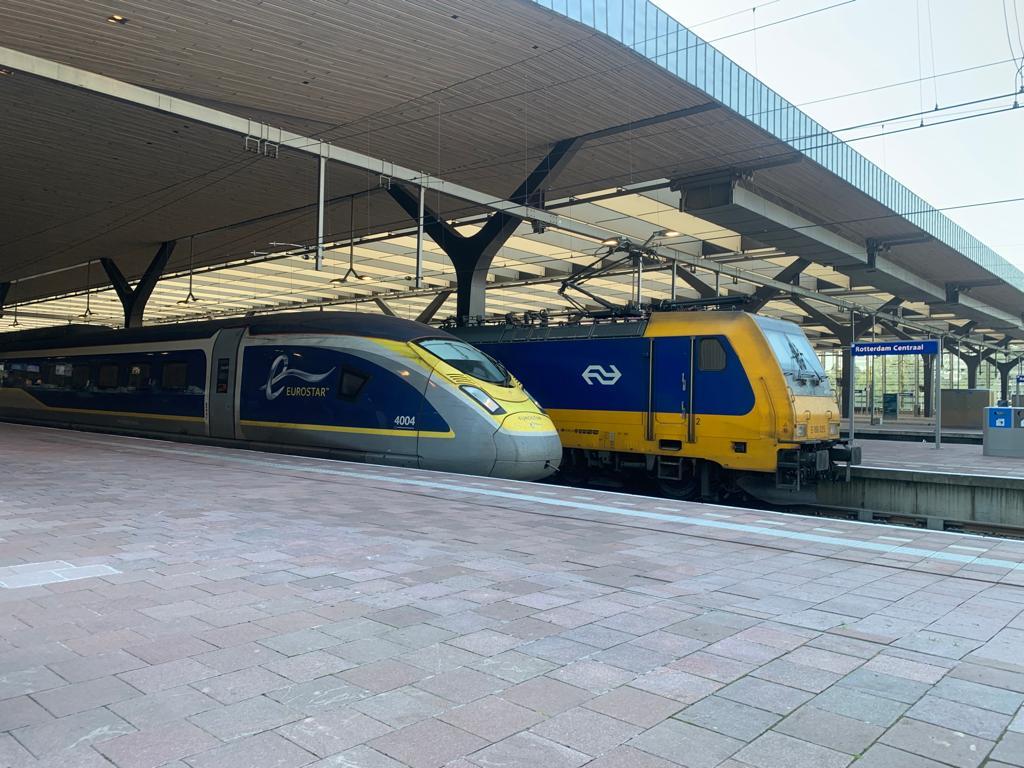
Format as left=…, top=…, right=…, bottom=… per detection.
left=1, top=422, right=1023, bottom=768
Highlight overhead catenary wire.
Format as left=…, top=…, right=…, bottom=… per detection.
left=15, top=188, right=1024, bottom=334
left=1004, top=0, right=1024, bottom=90
left=924, top=0, right=939, bottom=107
left=1015, top=0, right=1024, bottom=90
left=916, top=0, right=926, bottom=119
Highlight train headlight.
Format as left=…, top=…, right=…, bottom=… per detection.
left=461, top=385, right=506, bottom=415
left=829, top=422, right=840, bottom=437
left=794, top=422, right=808, bottom=439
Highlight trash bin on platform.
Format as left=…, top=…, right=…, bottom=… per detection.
left=983, top=407, right=1024, bottom=458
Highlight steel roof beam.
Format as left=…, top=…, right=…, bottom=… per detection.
left=0, top=46, right=615, bottom=245
left=746, top=258, right=810, bottom=312
left=677, top=181, right=1022, bottom=336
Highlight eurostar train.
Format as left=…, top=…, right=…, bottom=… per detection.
left=0, top=312, right=560, bottom=480
left=455, top=311, right=858, bottom=500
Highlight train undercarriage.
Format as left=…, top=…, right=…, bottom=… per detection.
left=553, top=443, right=860, bottom=505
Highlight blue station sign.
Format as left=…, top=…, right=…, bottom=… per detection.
left=852, top=340, right=940, bottom=357
left=1016, top=374, right=1024, bottom=384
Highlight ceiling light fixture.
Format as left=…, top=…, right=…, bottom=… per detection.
left=107, top=14, right=128, bottom=24
left=0, top=68, right=13, bottom=77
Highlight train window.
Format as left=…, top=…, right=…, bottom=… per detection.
left=127, top=364, right=151, bottom=391
left=72, top=365, right=91, bottom=390
left=3, top=362, right=38, bottom=387
left=215, top=358, right=230, bottom=394
left=97, top=364, right=120, bottom=389
left=161, top=362, right=189, bottom=392
left=698, top=338, right=727, bottom=372
left=51, top=362, right=73, bottom=388
left=338, top=368, right=369, bottom=401
left=417, top=339, right=509, bottom=385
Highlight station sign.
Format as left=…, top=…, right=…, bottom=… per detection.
left=1017, top=374, right=1024, bottom=384
left=851, top=339, right=940, bottom=357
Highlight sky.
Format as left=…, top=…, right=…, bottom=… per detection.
left=652, top=0, right=1024, bottom=272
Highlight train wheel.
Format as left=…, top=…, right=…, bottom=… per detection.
left=557, top=452, right=587, bottom=486
left=656, top=467, right=698, bottom=500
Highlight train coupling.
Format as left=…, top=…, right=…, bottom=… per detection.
left=829, top=442, right=862, bottom=466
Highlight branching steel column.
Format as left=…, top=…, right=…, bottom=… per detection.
left=415, top=289, right=454, bottom=324
left=945, top=341, right=983, bottom=389
left=994, top=356, right=1023, bottom=401
left=100, top=240, right=176, bottom=328
left=747, top=258, right=810, bottom=312
left=670, top=264, right=717, bottom=298
left=388, top=136, right=583, bottom=323
left=372, top=297, right=396, bottom=316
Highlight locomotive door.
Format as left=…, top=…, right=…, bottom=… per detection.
left=691, top=336, right=732, bottom=444
left=208, top=327, right=245, bottom=439
left=651, top=337, right=693, bottom=445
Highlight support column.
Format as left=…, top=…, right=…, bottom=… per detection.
left=315, top=156, right=326, bottom=271
left=945, top=340, right=982, bottom=389
left=922, top=354, right=934, bottom=417
left=415, top=185, right=425, bottom=289
left=0, top=282, right=9, bottom=318
left=995, top=357, right=1022, bottom=401
left=840, top=345, right=853, bottom=420
left=387, top=137, right=583, bottom=324
left=100, top=240, right=176, bottom=328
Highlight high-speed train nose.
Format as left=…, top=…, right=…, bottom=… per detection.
left=491, top=411, right=562, bottom=481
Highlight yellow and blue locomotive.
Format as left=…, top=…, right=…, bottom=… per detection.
left=456, top=311, right=858, bottom=500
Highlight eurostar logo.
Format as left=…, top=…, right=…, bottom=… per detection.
left=262, top=354, right=335, bottom=400
left=581, top=364, right=621, bottom=386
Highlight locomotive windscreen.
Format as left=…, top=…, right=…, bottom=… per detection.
left=418, top=339, right=510, bottom=385
left=755, top=317, right=832, bottom=397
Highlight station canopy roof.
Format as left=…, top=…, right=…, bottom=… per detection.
left=1, top=0, right=1022, bottom=352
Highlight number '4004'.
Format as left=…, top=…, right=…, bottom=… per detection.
left=394, top=415, right=416, bottom=428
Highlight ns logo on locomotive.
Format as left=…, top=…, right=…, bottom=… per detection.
left=0, top=312, right=561, bottom=481
left=455, top=311, right=859, bottom=501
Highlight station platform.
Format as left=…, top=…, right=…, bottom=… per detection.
left=2, top=423, right=1023, bottom=768
left=816, top=438, right=1024, bottom=533
left=842, top=418, right=983, bottom=444
left=858, top=439, right=1024, bottom=479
